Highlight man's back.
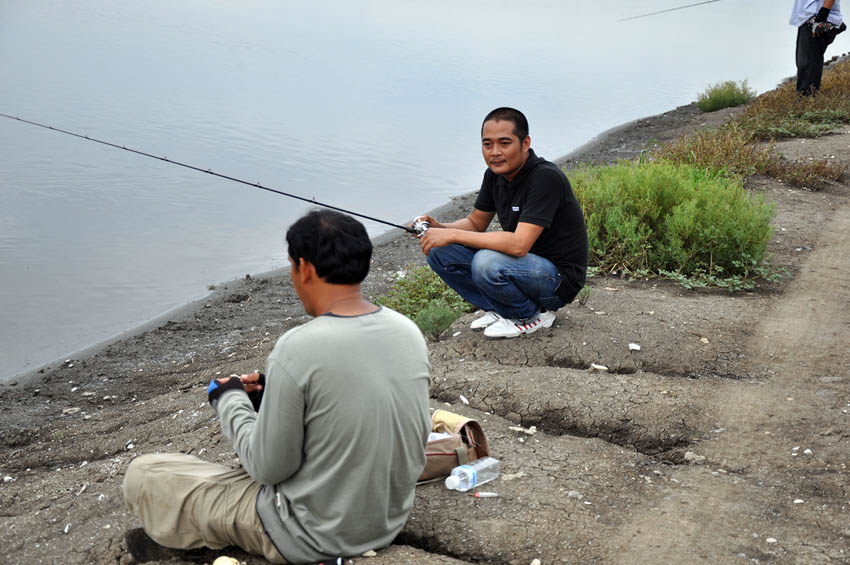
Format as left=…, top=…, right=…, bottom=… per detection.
left=216, top=306, right=431, bottom=563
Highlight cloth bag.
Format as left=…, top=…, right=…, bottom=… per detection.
left=417, top=409, right=490, bottom=483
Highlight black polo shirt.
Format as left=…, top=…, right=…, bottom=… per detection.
left=474, top=148, right=588, bottom=303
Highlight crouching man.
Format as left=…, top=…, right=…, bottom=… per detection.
left=123, top=209, right=431, bottom=564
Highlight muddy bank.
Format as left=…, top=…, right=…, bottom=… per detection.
left=2, top=95, right=850, bottom=565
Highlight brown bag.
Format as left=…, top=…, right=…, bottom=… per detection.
left=417, top=409, right=490, bottom=483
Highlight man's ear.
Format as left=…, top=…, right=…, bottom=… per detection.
left=298, top=258, right=316, bottom=282
left=522, top=135, right=531, bottom=152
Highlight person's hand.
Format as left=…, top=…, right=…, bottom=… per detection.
left=239, top=371, right=265, bottom=393
left=207, top=374, right=245, bottom=405
left=239, top=372, right=266, bottom=412
left=418, top=227, right=454, bottom=255
left=408, top=215, right=442, bottom=236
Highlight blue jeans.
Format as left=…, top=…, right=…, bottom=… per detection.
left=427, top=244, right=566, bottom=322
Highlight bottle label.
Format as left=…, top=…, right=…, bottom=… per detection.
left=458, top=464, right=477, bottom=487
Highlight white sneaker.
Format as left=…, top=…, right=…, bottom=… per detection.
left=484, top=311, right=556, bottom=338
left=470, top=311, right=502, bottom=330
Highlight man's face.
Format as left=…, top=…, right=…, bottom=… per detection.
left=481, top=119, right=530, bottom=181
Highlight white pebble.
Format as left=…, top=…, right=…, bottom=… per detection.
left=628, top=343, right=641, bottom=351
left=793, top=499, right=804, bottom=504
left=766, top=537, right=777, bottom=544
left=3, top=476, right=13, bottom=482
left=452, top=331, right=461, bottom=337
left=803, top=448, right=813, bottom=455
left=459, top=394, right=469, bottom=405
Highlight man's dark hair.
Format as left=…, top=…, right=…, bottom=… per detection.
left=481, top=107, right=529, bottom=141
left=286, top=209, right=372, bottom=284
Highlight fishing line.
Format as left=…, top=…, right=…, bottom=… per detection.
left=0, top=112, right=415, bottom=233
left=619, top=0, right=721, bottom=22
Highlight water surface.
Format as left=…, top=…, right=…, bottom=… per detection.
left=0, top=0, right=801, bottom=380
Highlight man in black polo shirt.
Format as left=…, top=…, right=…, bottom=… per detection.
left=414, top=107, right=588, bottom=338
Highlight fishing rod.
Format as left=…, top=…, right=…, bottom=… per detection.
left=0, top=112, right=416, bottom=234
left=619, top=0, right=721, bottom=22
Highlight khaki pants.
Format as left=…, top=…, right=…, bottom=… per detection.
left=123, top=453, right=286, bottom=563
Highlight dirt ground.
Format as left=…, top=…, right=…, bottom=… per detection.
left=2, top=97, right=849, bottom=565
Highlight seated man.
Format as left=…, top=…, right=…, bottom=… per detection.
left=415, top=107, right=588, bottom=338
left=123, top=209, right=431, bottom=564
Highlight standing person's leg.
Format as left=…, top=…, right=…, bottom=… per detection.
left=123, top=453, right=286, bottom=563
left=426, top=243, right=498, bottom=312
left=796, top=23, right=828, bottom=95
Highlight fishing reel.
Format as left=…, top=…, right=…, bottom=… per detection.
left=412, top=217, right=430, bottom=237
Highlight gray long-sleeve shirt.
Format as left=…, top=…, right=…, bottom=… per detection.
left=214, top=307, right=431, bottom=564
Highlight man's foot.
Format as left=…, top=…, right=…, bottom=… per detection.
left=124, top=528, right=184, bottom=563
left=483, top=310, right=556, bottom=338
left=470, top=311, right=502, bottom=329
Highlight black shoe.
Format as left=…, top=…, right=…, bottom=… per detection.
left=124, top=528, right=184, bottom=563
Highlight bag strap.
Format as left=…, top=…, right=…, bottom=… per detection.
left=455, top=446, right=469, bottom=465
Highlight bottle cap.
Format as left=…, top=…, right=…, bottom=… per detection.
left=444, top=475, right=460, bottom=490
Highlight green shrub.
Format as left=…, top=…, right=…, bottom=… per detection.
left=696, top=80, right=755, bottom=112
left=413, top=299, right=460, bottom=340
left=376, top=264, right=472, bottom=335
left=570, top=161, right=775, bottom=282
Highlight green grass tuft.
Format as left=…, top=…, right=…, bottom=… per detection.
left=696, top=80, right=755, bottom=112
left=376, top=263, right=473, bottom=338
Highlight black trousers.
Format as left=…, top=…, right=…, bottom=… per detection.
left=795, top=22, right=834, bottom=95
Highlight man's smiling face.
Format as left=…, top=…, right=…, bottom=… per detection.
left=481, top=119, right=530, bottom=181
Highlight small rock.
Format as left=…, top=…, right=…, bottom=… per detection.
left=793, top=499, right=804, bottom=504
left=766, top=537, right=777, bottom=544
left=628, top=343, right=641, bottom=351
left=3, top=476, right=13, bottom=482
left=62, top=407, right=81, bottom=415
left=530, top=560, right=542, bottom=565
left=452, top=331, right=461, bottom=337
left=590, top=363, right=609, bottom=372
left=212, top=557, right=240, bottom=565
left=360, top=549, right=377, bottom=557
left=568, top=490, right=583, bottom=499
left=459, top=394, right=469, bottom=405
left=803, top=448, right=813, bottom=455
left=700, top=337, right=709, bottom=344
left=684, top=451, right=706, bottom=464
left=63, top=523, right=71, bottom=534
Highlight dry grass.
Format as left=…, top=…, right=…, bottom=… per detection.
left=655, top=59, right=849, bottom=190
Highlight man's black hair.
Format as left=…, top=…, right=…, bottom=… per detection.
left=481, top=107, right=529, bottom=141
left=286, top=209, right=372, bottom=284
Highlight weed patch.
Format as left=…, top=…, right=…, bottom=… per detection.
left=697, top=80, right=755, bottom=112
left=376, top=264, right=473, bottom=338
left=571, top=161, right=775, bottom=285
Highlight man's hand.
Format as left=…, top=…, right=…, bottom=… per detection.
left=408, top=215, right=442, bottom=237
left=240, top=372, right=266, bottom=412
left=207, top=374, right=245, bottom=406
left=418, top=227, right=455, bottom=255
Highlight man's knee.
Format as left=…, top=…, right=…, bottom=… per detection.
left=470, top=249, right=507, bottom=283
left=123, top=453, right=164, bottom=509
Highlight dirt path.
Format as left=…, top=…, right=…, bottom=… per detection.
left=610, top=194, right=850, bottom=564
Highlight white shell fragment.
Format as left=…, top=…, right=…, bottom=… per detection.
left=628, top=343, right=641, bottom=351
left=590, top=363, right=609, bottom=371
left=459, top=394, right=469, bottom=405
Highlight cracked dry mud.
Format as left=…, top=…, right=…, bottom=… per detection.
left=1, top=109, right=849, bottom=565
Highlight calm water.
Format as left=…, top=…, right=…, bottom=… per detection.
left=1, top=0, right=801, bottom=381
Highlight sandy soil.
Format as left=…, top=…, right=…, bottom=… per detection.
left=1, top=99, right=849, bottom=565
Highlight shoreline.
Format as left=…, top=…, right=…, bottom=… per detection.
left=10, top=101, right=732, bottom=387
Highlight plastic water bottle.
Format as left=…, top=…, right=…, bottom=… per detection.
left=444, top=457, right=500, bottom=491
